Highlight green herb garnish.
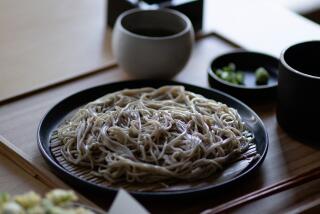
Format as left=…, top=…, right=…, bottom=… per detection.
left=215, top=63, right=271, bottom=86
left=215, top=63, right=244, bottom=85
left=255, top=67, right=270, bottom=85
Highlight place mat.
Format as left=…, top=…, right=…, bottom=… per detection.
left=203, top=0, right=320, bottom=57
left=0, top=0, right=116, bottom=103
left=1, top=35, right=319, bottom=212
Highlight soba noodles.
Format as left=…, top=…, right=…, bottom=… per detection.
left=56, top=86, right=253, bottom=185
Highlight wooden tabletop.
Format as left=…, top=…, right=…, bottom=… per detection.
left=0, top=0, right=115, bottom=103
left=0, top=0, right=319, bottom=213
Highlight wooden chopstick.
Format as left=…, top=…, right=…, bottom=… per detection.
left=201, top=166, right=320, bottom=214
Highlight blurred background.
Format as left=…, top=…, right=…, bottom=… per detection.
left=269, top=0, right=320, bottom=22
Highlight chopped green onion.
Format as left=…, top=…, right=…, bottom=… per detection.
left=215, top=63, right=245, bottom=85
left=235, top=72, right=245, bottom=85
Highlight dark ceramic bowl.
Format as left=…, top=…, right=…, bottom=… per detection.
left=208, top=51, right=279, bottom=102
left=277, top=40, right=320, bottom=141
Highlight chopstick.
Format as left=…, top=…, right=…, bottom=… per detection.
left=201, top=166, right=320, bottom=214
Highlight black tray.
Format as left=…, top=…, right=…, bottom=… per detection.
left=38, top=80, right=268, bottom=199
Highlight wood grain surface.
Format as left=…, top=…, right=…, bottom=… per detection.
left=0, top=37, right=319, bottom=213
left=0, top=0, right=115, bottom=103
left=0, top=136, right=101, bottom=210
left=2, top=0, right=320, bottom=104
left=202, top=166, right=320, bottom=213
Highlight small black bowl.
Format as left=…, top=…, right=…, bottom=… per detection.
left=208, top=51, right=279, bottom=102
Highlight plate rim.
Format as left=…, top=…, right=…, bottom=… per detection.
left=37, top=79, right=269, bottom=197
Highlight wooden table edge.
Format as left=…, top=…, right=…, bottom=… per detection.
left=0, top=62, right=117, bottom=105
left=0, top=134, right=103, bottom=211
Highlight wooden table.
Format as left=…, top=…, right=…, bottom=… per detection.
left=0, top=136, right=99, bottom=209
left=0, top=0, right=319, bottom=213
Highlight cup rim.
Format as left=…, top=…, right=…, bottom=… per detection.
left=280, top=40, right=320, bottom=80
left=115, top=8, right=193, bottom=40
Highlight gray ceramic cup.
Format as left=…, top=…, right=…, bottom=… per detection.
left=112, top=9, right=194, bottom=79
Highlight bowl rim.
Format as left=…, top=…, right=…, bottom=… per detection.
left=208, top=50, right=279, bottom=90
left=280, top=40, right=320, bottom=80
left=115, top=8, right=193, bottom=40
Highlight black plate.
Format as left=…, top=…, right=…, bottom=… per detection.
left=208, top=51, right=279, bottom=102
left=38, top=80, right=268, bottom=198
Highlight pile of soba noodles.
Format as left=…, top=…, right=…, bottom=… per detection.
left=56, top=86, right=253, bottom=185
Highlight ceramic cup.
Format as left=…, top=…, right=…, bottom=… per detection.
left=277, top=41, right=320, bottom=141
left=112, top=9, right=194, bottom=79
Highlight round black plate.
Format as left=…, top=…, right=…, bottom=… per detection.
left=38, top=80, right=268, bottom=198
left=208, top=51, right=279, bottom=102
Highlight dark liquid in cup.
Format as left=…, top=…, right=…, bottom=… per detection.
left=131, top=28, right=176, bottom=37
left=284, top=42, right=320, bottom=77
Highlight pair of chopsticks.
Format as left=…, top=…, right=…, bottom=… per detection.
left=202, top=166, right=320, bottom=214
